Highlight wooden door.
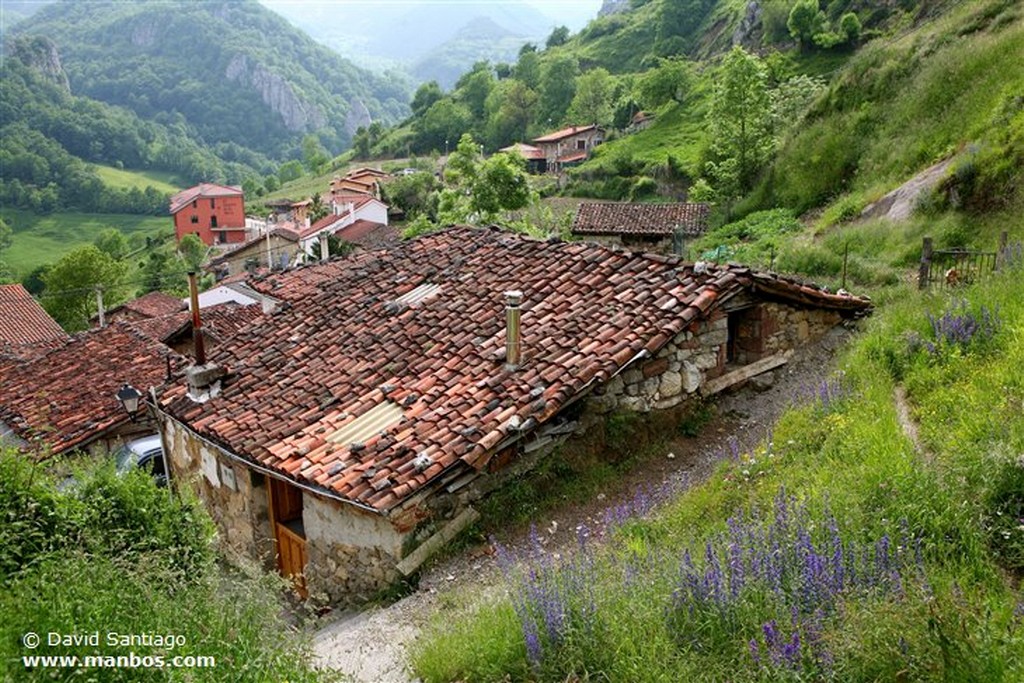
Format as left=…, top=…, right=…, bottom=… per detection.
left=268, top=477, right=308, bottom=598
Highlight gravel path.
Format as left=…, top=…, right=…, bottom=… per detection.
left=311, top=327, right=853, bottom=682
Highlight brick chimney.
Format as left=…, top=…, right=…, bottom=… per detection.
left=504, top=290, right=522, bottom=370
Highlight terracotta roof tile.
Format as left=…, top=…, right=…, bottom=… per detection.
left=113, top=291, right=186, bottom=320
left=0, top=284, right=67, bottom=349
left=533, top=124, right=602, bottom=143
left=572, top=202, right=711, bottom=237
left=159, top=227, right=871, bottom=513
left=0, top=322, right=186, bottom=455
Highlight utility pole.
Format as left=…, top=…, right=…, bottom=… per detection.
left=95, top=287, right=105, bottom=328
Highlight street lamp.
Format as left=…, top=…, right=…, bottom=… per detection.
left=116, top=383, right=143, bottom=421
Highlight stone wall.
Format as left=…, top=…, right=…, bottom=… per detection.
left=302, top=494, right=409, bottom=604
left=159, top=416, right=273, bottom=563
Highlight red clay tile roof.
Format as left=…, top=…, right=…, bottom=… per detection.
left=159, top=227, right=870, bottom=514
left=300, top=214, right=346, bottom=239
left=169, top=183, right=243, bottom=215
left=556, top=151, right=588, bottom=164
left=500, top=143, right=546, bottom=160
left=0, top=284, right=67, bottom=348
left=130, top=302, right=263, bottom=346
left=533, top=124, right=602, bottom=143
left=0, top=322, right=186, bottom=455
left=573, top=202, right=711, bottom=238
left=337, top=219, right=386, bottom=244
left=116, top=291, right=186, bottom=319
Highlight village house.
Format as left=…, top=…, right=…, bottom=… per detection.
left=154, top=227, right=870, bottom=604
left=572, top=201, right=711, bottom=252
left=297, top=194, right=389, bottom=256
left=0, top=322, right=185, bottom=457
left=0, top=283, right=68, bottom=360
left=209, top=227, right=303, bottom=277
left=629, top=110, right=656, bottom=132
left=170, top=183, right=247, bottom=246
left=532, top=124, right=605, bottom=172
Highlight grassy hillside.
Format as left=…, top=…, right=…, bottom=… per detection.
left=1, top=209, right=169, bottom=278
left=92, top=165, right=183, bottom=194
left=412, top=255, right=1024, bottom=682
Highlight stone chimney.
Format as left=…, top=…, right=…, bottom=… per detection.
left=504, top=290, right=523, bottom=370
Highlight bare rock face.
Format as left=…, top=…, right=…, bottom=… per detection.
left=225, top=54, right=326, bottom=132
left=10, top=35, right=70, bottom=93
left=344, top=99, right=372, bottom=136
left=598, top=0, right=630, bottom=17
left=732, top=1, right=763, bottom=47
left=860, top=157, right=956, bottom=223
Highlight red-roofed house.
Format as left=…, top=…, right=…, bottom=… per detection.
left=0, top=322, right=185, bottom=456
left=154, top=227, right=870, bottom=603
left=0, top=284, right=68, bottom=359
left=572, top=201, right=711, bottom=251
left=102, top=291, right=187, bottom=325
left=170, top=183, right=246, bottom=246
left=532, top=124, right=605, bottom=171
left=499, top=143, right=547, bottom=174
left=297, top=195, right=389, bottom=255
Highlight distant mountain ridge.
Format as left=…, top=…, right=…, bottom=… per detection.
left=7, top=0, right=411, bottom=159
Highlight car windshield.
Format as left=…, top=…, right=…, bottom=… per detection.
left=113, top=444, right=136, bottom=473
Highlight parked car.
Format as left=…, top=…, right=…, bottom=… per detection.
left=114, top=434, right=168, bottom=487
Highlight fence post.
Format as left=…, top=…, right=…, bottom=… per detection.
left=841, top=242, right=849, bottom=290
left=996, top=230, right=1009, bottom=270
left=918, top=237, right=933, bottom=290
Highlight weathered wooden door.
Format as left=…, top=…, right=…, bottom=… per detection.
left=268, top=477, right=308, bottom=598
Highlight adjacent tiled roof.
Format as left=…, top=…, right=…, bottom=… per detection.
left=159, top=227, right=870, bottom=514
left=300, top=213, right=347, bottom=239
left=130, top=302, right=263, bottom=346
left=113, top=291, right=186, bottom=320
left=169, top=183, right=243, bottom=215
left=533, top=124, right=602, bottom=143
left=556, top=151, right=588, bottom=164
left=0, top=322, right=186, bottom=455
left=0, top=284, right=67, bottom=349
left=500, top=143, right=546, bottom=161
left=573, top=202, right=711, bottom=238
left=337, top=219, right=387, bottom=244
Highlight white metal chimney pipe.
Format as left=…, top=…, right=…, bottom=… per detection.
left=504, top=290, right=523, bottom=370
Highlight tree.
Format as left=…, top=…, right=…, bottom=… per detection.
left=177, top=233, right=207, bottom=272
left=539, top=54, right=580, bottom=125
left=301, top=134, right=329, bottom=173
left=307, top=194, right=329, bottom=224
left=411, top=81, right=444, bottom=116
left=705, top=47, right=774, bottom=199
left=485, top=80, right=539, bottom=148
left=788, top=0, right=825, bottom=48
left=93, top=228, right=128, bottom=260
left=308, top=233, right=354, bottom=261
left=41, top=245, right=127, bottom=331
left=567, top=68, right=615, bottom=126
left=278, top=160, right=304, bottom=184
left=546, top=26, right=570, bottom=48
left=515, top=48, right=542, bottom=90
left=443, top=134, right=482, bottom=189
left=839, top=12, right=862, bottom=44
left=456, top=66, right=495, bottom=120
left=635, top=58, right=694, bottom=110
left=416, top=99, right=473, bottom=154
left=471, top=152, right=532, bottom=218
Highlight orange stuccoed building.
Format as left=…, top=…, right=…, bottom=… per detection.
left=170, top=183, right=246, bottom=246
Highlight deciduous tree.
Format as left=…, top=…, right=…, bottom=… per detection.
left=41, top=245, right=127, bottom=331
left=567, top=68, right=615, bottom=126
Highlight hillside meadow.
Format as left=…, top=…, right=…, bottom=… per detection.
left=412, top=256, right=1024, bottom=682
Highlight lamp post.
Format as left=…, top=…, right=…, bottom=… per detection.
left=116, top=383, right=143, bottom=422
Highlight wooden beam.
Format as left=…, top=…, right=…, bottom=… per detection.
left=396, top=507, right=480, bottom=576
left=700, top=351, right=792, bottom=397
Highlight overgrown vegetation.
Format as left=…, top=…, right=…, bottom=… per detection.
left=0, top=452, right=331, bottom=682
left=412, top=265, right=1024, bottom=681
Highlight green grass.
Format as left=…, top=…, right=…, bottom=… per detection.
left=0, top=209, right=169, bottom=277
left=92, top=164, right=184, bottom=194
left=411, top=268, right=1024, bottom=682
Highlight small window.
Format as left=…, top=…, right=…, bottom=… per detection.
left=210, top=215, right=218, bottom=228
left=190, top=215, right=199, bottom=224
left=576, top=139, right=586, bottom=150
left=210, top=197, right=216, bottom=208
left=218, top=231, right=227, bottom=244
left=191, top=200, right=197, bottom=208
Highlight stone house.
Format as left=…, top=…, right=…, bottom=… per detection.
left=532, top=124, right=605, bottom=172
left=209, top=227, right=302, bottom=277
left=153, top=227, right=870, bottom=604
left=572, top=201, right=710, bottom=253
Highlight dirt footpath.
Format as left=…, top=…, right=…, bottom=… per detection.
left=312, top=327, right=853, bottom=682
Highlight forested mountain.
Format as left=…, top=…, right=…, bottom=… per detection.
left=7, top=0, right=410, bottom=161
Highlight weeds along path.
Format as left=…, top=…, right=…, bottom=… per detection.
left=893, top=385, right=935, bottom=466
left=311, top=327, right=854, bottom=682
